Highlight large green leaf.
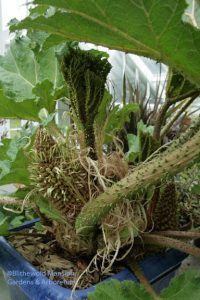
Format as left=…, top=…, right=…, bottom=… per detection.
left=0, top=149, right=30, bottom=185
left=88, top=279, right=153, bottom=300
left=0, top=36, right=38, bottom=100
left=0, top=90, right=41, bottom=121
left=0, top=134, right=34, bottom=186
left=32, top=80, right=56, bottom=114
left=160, top=270, right=200, bottom=300
left=0, top=161, right=11, bottom=181
left=88, top=271, right=200, bottom=300
left=43, top=34, right=69, bottom=50
left=0, top=35, right=64, bottom=100
left=35, top=42, right=64, bottom=90
left=0, top=33, right=66, bottom=121
left=11, top=0, right=200, bottom=87
left=0, top=140, right=13, bottom=181
left=0, top=139, right=11, bottom=160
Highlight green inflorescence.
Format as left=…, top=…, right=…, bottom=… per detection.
left=61, top=48, right=111, bottom=158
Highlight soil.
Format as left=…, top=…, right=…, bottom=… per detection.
left=8, top=226, right=124, bottom=290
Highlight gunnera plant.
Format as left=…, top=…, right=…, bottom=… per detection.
left=27, top=48, right=200, bottom=283
left=1, top=45, right=200, bottom=294
left=2, top=1, right=200, bottom=298
left=0, top=47, right=199, bottom=287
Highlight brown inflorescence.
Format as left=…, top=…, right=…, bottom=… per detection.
left=153, top=182, right=179, bottom=231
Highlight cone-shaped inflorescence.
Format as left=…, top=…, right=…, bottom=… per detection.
left=31, top=127, right=95, bottom=254
left=61, top=48, right=111, bottom=158
left=32, top=127, right=68, bottom=217
left=31, top=128, right=89, bottom=221
left=152, top=182, right=179, bottom=231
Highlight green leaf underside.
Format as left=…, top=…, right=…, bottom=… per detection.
left=43, top=34, right=68, bottom=50
left=32, top=80, right=56, bottom=114
left=0, top=149, right=30, bottom=185
left=0, top=37, right=37, bottom=100
left=0, top=136, right=34, bottom=186
left=0, top=139, right=11, bottom=161
left=160, top=270, right=200, bottom=300
left=0, top=140, right=12, bottom=181
left=0, top=90, right=41, bottom=121
left=88, top=279, right=153, bottom=300
left=0, top=34, right=65, bottom=116
left=11, top=0, right=200, bottom=87
left=0, top=35, right=63, bottom=98
left=88, top=271, right=200, bottom=300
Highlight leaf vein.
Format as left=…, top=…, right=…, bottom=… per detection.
left=9, top=47, right=34, bottom=88
left=65, top=8, right=160, bottom=58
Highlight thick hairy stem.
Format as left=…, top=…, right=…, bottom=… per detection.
left=126, top=258, right=161, bottom=300
left=75, top=120, right=200, bottom=236
left=142, top=233, right=200, bottom=258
